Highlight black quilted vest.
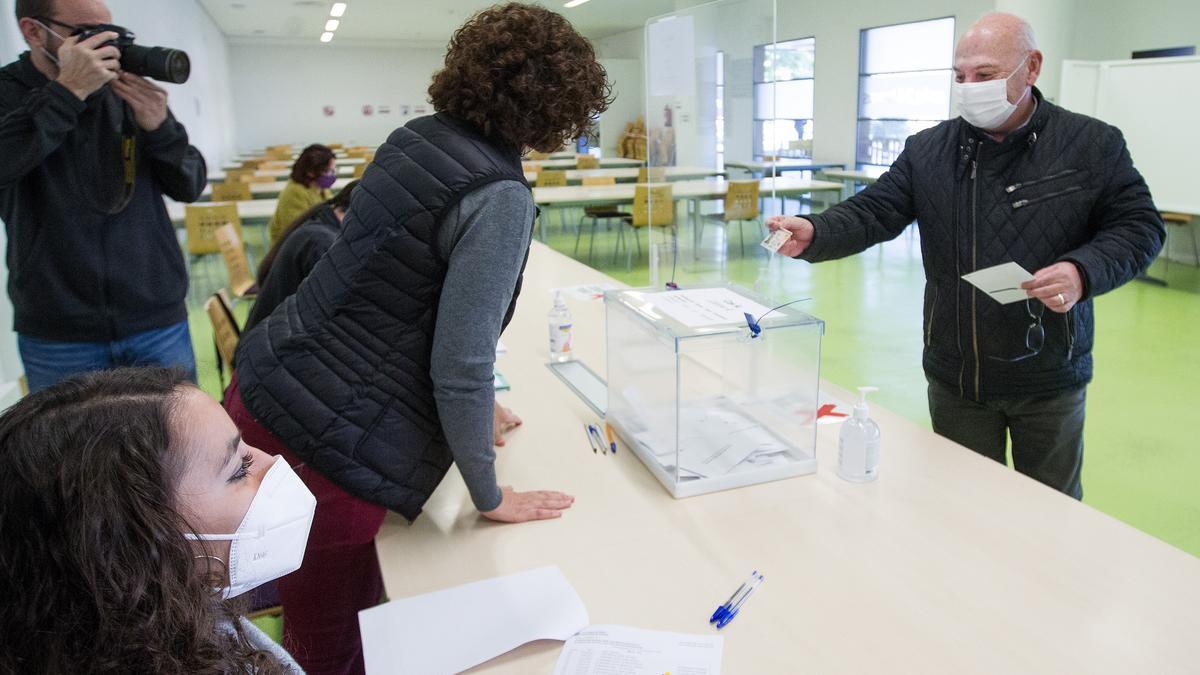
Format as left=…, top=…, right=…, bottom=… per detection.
left=235, top=113, right=531, bottom=521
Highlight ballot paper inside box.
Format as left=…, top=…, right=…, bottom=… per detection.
left=605, top=285, right=823, bottom=498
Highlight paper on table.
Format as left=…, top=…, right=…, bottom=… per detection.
left=359, top=566, right=589, bottom=675
left=553, top=625, right=724, bottom=675
left=961, top=262, right=1035, bottom=305
left=644, top=287, right=773, bottom=328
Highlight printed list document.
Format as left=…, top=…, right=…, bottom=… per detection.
left=961, top=262, right=1035, bottom=304
left=644, top=288, right=773, bottom=328
left=553, top=625, right=724, bottom=675
left=359, top=566, right=589, bottom=674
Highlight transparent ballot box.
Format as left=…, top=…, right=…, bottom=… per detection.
left=605, top=285, right=823, bottom=498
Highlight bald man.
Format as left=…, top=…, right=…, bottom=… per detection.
left=0, top=0, right=205, bottom=391
left=767, top=13, right=1163, bottom=498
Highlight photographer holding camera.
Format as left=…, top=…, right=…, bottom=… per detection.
left=0, top=0, right=205, bottom=392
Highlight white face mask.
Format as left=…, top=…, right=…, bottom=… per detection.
left=952, top=54, right=1030, bottom=131
left=186, top=456, right=316, bottom=599
left=35, top=21, right=67, bottom=66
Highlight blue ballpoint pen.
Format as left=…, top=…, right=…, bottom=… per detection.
left=587, top=424, right=608, bottom=455
left=710, top=571, right=758, bottom=624
left=582, top=424, right=598, bottom=453
left=717, top=573, right=763, bottom=629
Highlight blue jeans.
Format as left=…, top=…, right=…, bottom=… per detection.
left=19, top=321, right=197, bottom=393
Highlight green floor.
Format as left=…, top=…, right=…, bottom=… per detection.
left=192, top=207, right=1200, bottom=569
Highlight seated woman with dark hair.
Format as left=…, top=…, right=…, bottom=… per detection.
left=267, top=144, right=337, bottom=244
left=226, top=3, right=612, bottom=673
left=247, top=180, right=359, bottom=332
left=0, top=368, right=314, bottom=674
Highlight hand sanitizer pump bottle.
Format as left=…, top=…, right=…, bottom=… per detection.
left=838, top=387, right=881, bottom=482
left=548, top=291, right=573, bottom=363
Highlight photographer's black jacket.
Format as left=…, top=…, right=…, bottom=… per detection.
left=0, top=52, right=206, bottom=342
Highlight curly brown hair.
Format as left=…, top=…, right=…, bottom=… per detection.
left=428, top=2, right=612, bottom=153
left=0, top=368, right=287, bottom=674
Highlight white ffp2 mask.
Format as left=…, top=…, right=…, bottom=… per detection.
left=952, top=54, right=1030, bottom=131
left=186, top=456, right=316, bottom=599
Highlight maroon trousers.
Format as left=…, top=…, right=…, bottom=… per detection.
left=224, top=374, right=388, bottom=675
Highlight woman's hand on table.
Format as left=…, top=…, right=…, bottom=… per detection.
left=482, top=486, right=574, bottom=523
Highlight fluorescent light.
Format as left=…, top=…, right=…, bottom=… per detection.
left=330, top=3, right=347, bottom=17
left=563, top=0, right=590, bottom=7
left=320, top=31, right=334, bottom=42
left=325, top=19, right=339, bottom=31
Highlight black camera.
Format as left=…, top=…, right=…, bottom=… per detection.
left=74, top=23, right=190, bottom=84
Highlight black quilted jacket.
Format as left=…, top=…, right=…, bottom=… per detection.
left=236, top=114, right=530, bottom=521
left=802, top=89, right=1164, bottom=401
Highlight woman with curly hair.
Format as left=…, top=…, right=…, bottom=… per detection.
left=0, top=367, right=314, bottom=673
left=225, top=3, right=611, bottom=673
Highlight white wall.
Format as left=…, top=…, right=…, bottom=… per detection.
left=106, top=0, right=237, bottom=167
left=228, top=42, right=445, bottom=152
left=994, top=0, right=1077, bottom=102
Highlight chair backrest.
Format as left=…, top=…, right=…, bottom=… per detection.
left=536, top=170, right=568, bottom=188
left=211, top=181, right=252, bottom=202
left=267, top=148, right=293, bottom=160
left=327, top=143, right=344, bottom=150
left=353, top=163, right=367, bottom=179
left=241, top=158, right=268, bottom=169
left=581, top=176, right=616, bottom=186
left=214, top=223, right=257, bottom=298
left=521, top=161, right=543, bottom=174
left=637, top=166, right=667, bottom=184
left=724, top=180, right=760, bottom=221
left=1161, top=212, right=1191, bottom=225
left=346, top=149, right=372, bottom=160
left=224, top=168, right=253, bottom=183
left=245, top=175, right=277, bottom=184
left=632, top=184, right=673, bottom=228
left=185, top=204, right=243, bottom=256
left=204, top=289, right=241, bottom=374
left=528, top=151, right=550, bottom=160
left=576, top=155, right=600, bottom=170
left=262, top=160, right=290, bottom=171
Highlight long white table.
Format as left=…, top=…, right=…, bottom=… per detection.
left=221, top=157, right=367, bottom=171
left=524, top=157, right=643, bottom=169
left=819, top=169, right=881, bottom=200
left=726, top=159, right=845, bottom=177
left=367, top=242, right=1200, bottom=673
left=207, top=165, right=359, bottom=182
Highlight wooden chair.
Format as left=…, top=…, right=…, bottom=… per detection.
left=346, top=149, right=372, bottom=160
left=573, top=176, right=625, bottom=262
left=245, top=175, right=277, bottom=184
left=528, top=151, right=551, bottom=160
left=185, top=204, right=244, bottom=302
left=701, top=180, right=762, bottom=256
left=204, top=288, right=241, bottom=389
left=637, top=166, right=667, bottom=184
left=353, top=163, right=367, bottom=179
left=522, top=161, right=543, bottom=175
left=215, top=223, right=258, bottom=300
left=211, top=181, right=252, bottom=202
left=576, top=155, right=600, bottom=170
left=536, top=170, right=567, bottom=187
left=1159, top=212, right=1199, bottom=275
left=618, top=184, right=675, bottom=271
left=223, top=168, right=253, bottom=183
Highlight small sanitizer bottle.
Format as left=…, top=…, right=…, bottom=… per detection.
left=838, top=387, right=881, bottom=482
left=548, top=291, right=573, bottom=362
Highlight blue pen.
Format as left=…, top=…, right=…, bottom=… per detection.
left=710, top=571, right=758, bottom=624
left=717, top=573, right=763, bottom=629
left=582, top=424, right=598, bottom=454
left=587, top=424, right=608, bottom=455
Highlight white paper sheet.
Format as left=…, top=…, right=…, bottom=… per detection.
left=961, top=262, right=1035, bottom=305
left=359, top=566, right=589, bottom=675
left=644, top=288, right=773, bottom=328
left=553, top=625, right=724, bottom=675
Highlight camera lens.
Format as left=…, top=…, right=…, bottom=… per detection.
left=121, top=45, right=191, bottom=84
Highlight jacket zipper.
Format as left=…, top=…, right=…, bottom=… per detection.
left=925, top=285, right=939, bottom=347
left=1005, top=169, right=1080, bottom=194
left=970, top=157, right=981, bottom=401
left=1012, top=186, right=1084, bottom=210
left=1064, top=311, right=1075, bottom=361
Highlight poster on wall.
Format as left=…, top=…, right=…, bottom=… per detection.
left=362, top=104, right=375, bottom=117
left=323, top=105, right=335, bottom=117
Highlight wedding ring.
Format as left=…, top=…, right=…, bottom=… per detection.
left=1056, top=293, right=1066, bottom=306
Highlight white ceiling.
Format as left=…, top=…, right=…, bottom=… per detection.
left=199, top=0, right=679, bottom=46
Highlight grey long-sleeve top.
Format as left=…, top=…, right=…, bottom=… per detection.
left=431, top=180, right=536, bottom=511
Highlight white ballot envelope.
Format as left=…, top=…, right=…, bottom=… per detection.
left=961, top=262, right=1035, bottom=304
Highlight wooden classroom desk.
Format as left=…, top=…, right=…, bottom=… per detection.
left=221, top=157, right=366, bottom=170
left=523, top=157, right=643, bottom=169
left=725, top=158, right=845, bottom=178
left=207, top=165, right=358, bottom=182
left=530, top=166, right=723, bottom=184
left=372, top=242, right=1200, bottom=674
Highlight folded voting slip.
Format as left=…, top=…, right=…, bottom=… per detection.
left=961, top=262, right=1035, bottom=305
left=359, top=566, right=589, bottom=674
left=554, top=625, right=724, bottom=675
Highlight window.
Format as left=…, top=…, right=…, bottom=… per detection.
left=753, top=37, right=814, bottom=159
left=856, top=17, right=954, bottom=174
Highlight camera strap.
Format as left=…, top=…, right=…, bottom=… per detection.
left=108, top=106, right=138, bottom=215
